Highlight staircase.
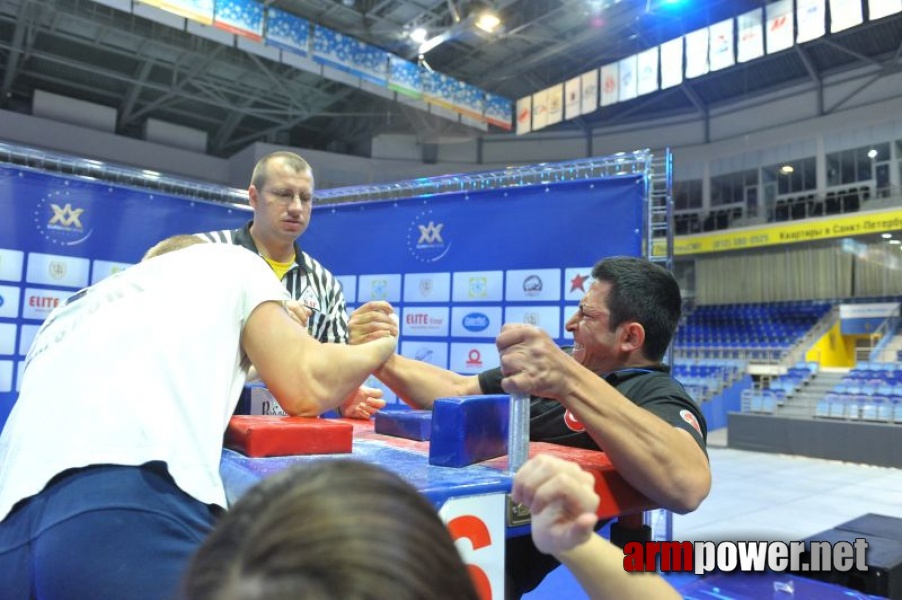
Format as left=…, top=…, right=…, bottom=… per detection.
left=773, top=370, right=847, bottom=418
left=876, top=332, right=902, bottom=363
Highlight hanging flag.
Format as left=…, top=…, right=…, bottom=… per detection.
left=708, top=18, right=735, bottom=72
left=660, top=38, right=683, bottom=89
left=869, top=0, right=902, bottom=20
left=796, top=0, right=826, bottom=43
left=830, top=0, right=863, bottom=31
left=600, top=63, right=619, bottom=106
left=619, top=55, right=638, bottom=102
left=637, top=47, right=659, bottom=96
left=564, top=77, right=581, bottom=121
left=766, top=0, right=794, bottom=54
left=532, top=89, right=549, bottom=130
left=516, top=96, right=532, bottom=135
left=685, top=28, right=709, bottom=79
left=546, top=84, right=564, bottom=126
left=580, top=69, right=598, bottom=115
left=737, top=8, right=764, bottom=63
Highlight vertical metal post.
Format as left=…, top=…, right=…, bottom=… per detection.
left=507, top=393, right=530, bottom=473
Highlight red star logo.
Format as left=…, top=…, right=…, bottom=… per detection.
left=570, top=273, right=588, bottom=293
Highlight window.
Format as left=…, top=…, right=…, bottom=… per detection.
left=826, top=142, right=890, bottom=186
left=710, top=169, right=757, bottom=207
left=762, top=157, right=816, bottom=194
left=674, top=179, right=702, bottom=210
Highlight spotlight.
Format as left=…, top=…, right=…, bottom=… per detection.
left=780, top=165, right=794, bottom=174
left=867, top=148, right=878, bottom=159
left=475, top=11, right=501, bottom=33
left=409, top=27, right=428, bottom=44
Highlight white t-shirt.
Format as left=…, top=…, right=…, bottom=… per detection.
left=0, top=244, right=289, bottom=520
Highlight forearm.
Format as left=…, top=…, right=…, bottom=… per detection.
left=563, top=375, right=710, bottom=513
left=556, top=536, right=680, bottom=600
left=374, top=354, right=480, bottom=409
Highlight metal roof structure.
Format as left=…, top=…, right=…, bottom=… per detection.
left=1, top=0, right=900, bottom=157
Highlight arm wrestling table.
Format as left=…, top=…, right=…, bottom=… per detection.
left=219, top=417, right=660, bottom=600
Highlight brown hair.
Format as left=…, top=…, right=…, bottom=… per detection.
left=182, top=460, right=479, bottom=600
left=250, top=151, right=312, bottom=190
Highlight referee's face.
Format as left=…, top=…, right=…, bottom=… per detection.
left=249, top=158, right=315, bottom=245
left=565, top=280, right=624, bottom=374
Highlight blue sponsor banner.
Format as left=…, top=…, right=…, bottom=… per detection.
left=264, top=7, right=309, bottom=55
left=304, top=175, right=644, bottom=388
left=214, top=0, right=264, bottom=40
left=485, top=93, right=513, bottom=130
left=388, top=55, right=424, bottom=98
left=313, top=25, right=388, bottom=86
left=0, top=165, right=250, bottom=428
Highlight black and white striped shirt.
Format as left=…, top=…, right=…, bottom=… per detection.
left=197, top=221, right=349, bottom=344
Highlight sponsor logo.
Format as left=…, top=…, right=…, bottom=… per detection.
left=468, top=276, right=487, bottom=298
left=522, top=275, right=543, bottom=296
left=570, top=272, right=588, bottom=293
left=408, top=210, right=451, bottom=263
left=604, top=74, right=616, bottom=94
left=49, top=204, right=84, bottom=228
left=35, top=192, right=94, bottom=246
left=28, top=295, right=61, bottom=309
left=680, top=409, right=702, bottom=435
left=370, top=279, right=388, bottom=300
left=563, top=409, right=585, bottom=432
left=419, top=278, right=433, bottom=296
left=48, top=261, right=67, bottom=281
left=405, top=313, right=445, bottom=328
left=462, top=312, right=490, bottom=332
left=414, top=347, right=434, bottom=362
left=417, top=221, right=444, bottom=244
left=523, top=312, right=540, bottom=326
left=465, top=349, right=483, bottom=368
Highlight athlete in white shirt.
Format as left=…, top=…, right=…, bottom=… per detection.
left=0, top=236, right=397, bottom=600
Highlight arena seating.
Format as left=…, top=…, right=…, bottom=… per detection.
left=674, top=300, right=833, bottom=363
left=671, top=359, right=746, bottom=403
left=814, top=362, right=902, bottom=424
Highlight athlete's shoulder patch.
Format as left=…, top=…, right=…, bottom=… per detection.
left=563, top=409, right=586, bottom=432
left=680, top=409, right=702, bottom=435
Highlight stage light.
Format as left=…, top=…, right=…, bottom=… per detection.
left=409, top=27, right=428, bottom=44
left=867, top=148, right=878, bottom=159
left=475, top=11, right=501, bottom=33
left=780, top=165, right=794, bottom=174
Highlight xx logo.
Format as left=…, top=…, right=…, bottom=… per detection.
left=417, top=221, right=444, bottom=244
left=49, top=204, right=84, bottom=228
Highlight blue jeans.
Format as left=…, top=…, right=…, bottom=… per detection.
left=0, top=463, right=219, bottom=600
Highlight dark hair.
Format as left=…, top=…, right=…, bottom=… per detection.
left=250, top=151, right=312, bottom=190
left=592, top=256, right=681, bottom=361
left=182, top=460, right=479, bottom=600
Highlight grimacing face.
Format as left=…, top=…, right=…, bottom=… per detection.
left=249, top=158, right=315, bottom=245
left=564, top=280, right=625, bottom=375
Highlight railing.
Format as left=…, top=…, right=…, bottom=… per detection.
left=869, top=302, right=902, bottom=362
left=314, top=150, right=655, bottom=204
left=0, top=141, right=248, bottom=205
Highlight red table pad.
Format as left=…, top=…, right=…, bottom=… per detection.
left=225, top=416, right=353, bottom=457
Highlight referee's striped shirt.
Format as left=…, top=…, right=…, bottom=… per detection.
left=197, top=221, right=349, bottom=344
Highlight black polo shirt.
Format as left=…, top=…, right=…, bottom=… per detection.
left=477, top=365, right=707, bottom=454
